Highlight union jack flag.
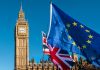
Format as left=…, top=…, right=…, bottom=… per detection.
left=47, top=44, right=74, bottom=70
left=42, top=31, right=50, bottom=55
left=42, top=32, right=74, bottom=70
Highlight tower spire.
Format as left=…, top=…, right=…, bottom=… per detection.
left=20, top=1, right=23, bottom=12
left=18, top=1, right=25, bottom=19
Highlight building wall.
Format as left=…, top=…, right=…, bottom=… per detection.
left=28, top=63, right=57, bottom=70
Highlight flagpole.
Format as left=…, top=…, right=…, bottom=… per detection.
left=47, top=0, right=52, bottom=39
left=41, top=31, right=44, bottom=69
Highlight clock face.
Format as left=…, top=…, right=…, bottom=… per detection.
left=18, top=27, right=26, bottom=33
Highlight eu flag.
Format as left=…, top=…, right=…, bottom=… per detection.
left=47, top=3, right=100, bottom=67
left=47, top=3, right=81, bottom=54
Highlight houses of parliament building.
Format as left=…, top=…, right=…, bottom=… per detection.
left=14, top=5, right=57, bottom=70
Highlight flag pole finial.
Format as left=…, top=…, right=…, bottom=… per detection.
left=50, top=0, right=52, bottom=4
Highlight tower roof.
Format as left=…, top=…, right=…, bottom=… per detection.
left=20, top=2, right=23, bottom=12
left=18, top=3, right=25, bottom=19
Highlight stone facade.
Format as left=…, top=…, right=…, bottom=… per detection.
left=15, top=5, right=57, bottom=70
left=28, top=62, right=57, bottom=70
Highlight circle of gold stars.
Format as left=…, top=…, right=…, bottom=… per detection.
left=66, top=22, right=94, bottom=49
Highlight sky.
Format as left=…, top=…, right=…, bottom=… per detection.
left=0, top=0, right=100, bottom=70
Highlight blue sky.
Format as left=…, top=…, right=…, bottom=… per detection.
left=0, top=0, right=100, bottom=70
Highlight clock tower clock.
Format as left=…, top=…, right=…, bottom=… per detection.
left=15, top=4, right=29, bottom=70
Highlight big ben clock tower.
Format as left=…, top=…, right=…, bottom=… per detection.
left=15, top=5, right=29, bottom=70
